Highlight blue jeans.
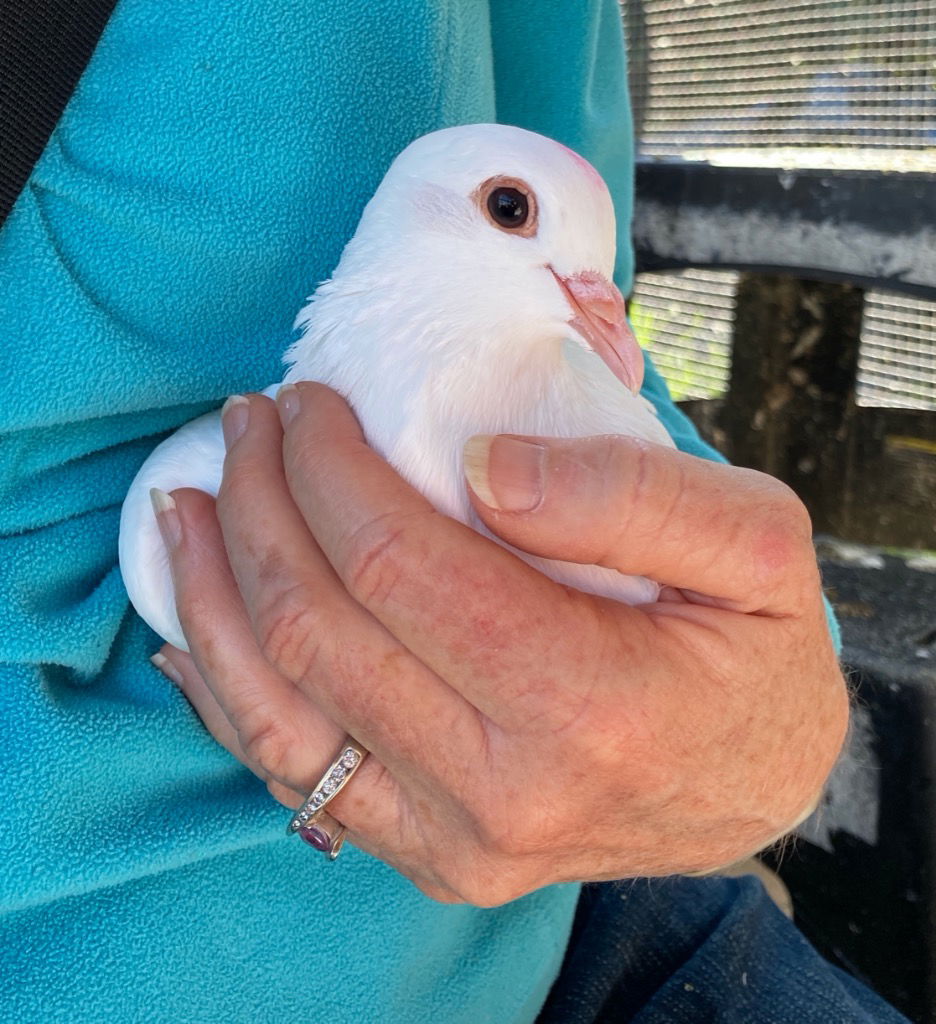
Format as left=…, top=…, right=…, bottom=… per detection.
left=537, top=875, right=908, bottom=1023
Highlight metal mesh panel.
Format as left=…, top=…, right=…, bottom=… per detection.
left=624, top=0, right=936, bottom=155
left=859, top=292, right=936, bottom=408
left=631, top=270, right=735, bottom=399
left=625, top=0, right=935, bottom=411
left=633, top=272, right=936, bottom=411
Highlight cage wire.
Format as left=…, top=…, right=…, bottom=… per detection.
left=623, top=0, right=936, bottom=410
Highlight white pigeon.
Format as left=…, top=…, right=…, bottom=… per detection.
left=119, top=123, right=675, bottom=651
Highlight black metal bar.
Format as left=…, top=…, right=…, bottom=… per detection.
left=634, top=159, right=936, bottom=301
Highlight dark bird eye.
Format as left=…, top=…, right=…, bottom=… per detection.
left=487, top=187, right=529, bottom=229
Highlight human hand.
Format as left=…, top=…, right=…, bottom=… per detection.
left=151, top=383, right=848, bottom=905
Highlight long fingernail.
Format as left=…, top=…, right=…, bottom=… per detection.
left=463, top=435, right=546, bottom=512
left=150, top=487, right=182, bottom=552
left=276, top=383, right=301, bottom=429
left=221, top=394, right=249, bottom=449
left=151, top=652, right=184, bottom=687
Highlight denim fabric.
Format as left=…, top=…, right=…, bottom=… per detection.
left=538, top=875, right=908, bottom=1023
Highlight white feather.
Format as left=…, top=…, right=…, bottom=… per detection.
left=120, top=124, right=674, bottom=651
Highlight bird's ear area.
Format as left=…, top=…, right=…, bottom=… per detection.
left=403, top=180, right=478, bottom=235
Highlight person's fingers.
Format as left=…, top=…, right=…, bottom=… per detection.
left=152, top=645, right=252, bottom=758
left=274, top=382, right=649, bottom=728
left=153, top=641, right=350, bottom=810
left=462, top=433, right=820, bottom=616
left=150, top=644, right=461, bottom=903
left=150, top=503, right=471, bottom=905
left=152, top=643, right=319, bottom=807
left=152, top=487, right=359, bottom=791
left=212, top=394, right=489, bottom=784
left=152, top=488, right=439, bottom=862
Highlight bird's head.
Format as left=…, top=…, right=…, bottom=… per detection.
left=292, top=123, right=643, bottom=395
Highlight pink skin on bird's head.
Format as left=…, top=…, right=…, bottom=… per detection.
left=556, top=141, right=606, bottom=191
left=551, top=269, right=645, bottom=395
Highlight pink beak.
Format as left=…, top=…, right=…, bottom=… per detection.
left=551, top=269, right=644, bottom=395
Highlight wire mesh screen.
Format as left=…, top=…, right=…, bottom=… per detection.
left=624, top=0, right=936, bottom=411
left=631, top=270, right=734, bottom=400
left=624, top=0, right=936, bottom=155
left=633, top=274, right=936, bottom=410
left=860, top=292, right=936, bottom=409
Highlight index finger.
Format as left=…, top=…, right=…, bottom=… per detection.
left=277, top=383, right=643, bottom=718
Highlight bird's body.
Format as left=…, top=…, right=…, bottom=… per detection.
left=120, top=124, right=674, bottom=650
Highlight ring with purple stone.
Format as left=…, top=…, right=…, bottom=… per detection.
left=286, top=737, right=368, bottom=851
left=295, top=812, right=348, bottom=860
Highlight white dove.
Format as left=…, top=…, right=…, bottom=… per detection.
left=119, top=123, right=675, bottom=651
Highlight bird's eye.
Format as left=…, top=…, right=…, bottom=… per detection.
left=487, top=187, right=529, bottom=229
left=476, top=176, right=538, bottom=237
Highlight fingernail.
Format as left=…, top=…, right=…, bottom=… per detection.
left=151, top=652, right=184, bottom=687
left=150, top=487, right=183, bottom=552
left=221, top=395, right=249, bottom=449
left=276, top=383, right=301, bottom=429
left=463, top=435, right=546, bottom=512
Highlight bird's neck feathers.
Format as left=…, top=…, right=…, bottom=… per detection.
left=283, top=256, right=586, bottom=455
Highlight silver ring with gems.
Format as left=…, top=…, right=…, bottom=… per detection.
left=287, top=738, right=367, bottom=840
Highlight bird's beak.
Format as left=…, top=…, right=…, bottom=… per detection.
left=551, top=269, right=644, bottom=395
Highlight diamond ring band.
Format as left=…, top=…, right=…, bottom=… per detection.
left=288, top=737, right=367, bottom=859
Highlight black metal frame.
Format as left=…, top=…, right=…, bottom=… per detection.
left=634, top=159, right=936, bottom=299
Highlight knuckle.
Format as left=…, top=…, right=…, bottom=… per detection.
left=174, top=588, right=214, bottom=641
left=480, top=827, right=530, bottom=861
left=342, top=510, right=428, bottom=607
left=588, top=432, right=631, bottom=481
left=266, top=778, right=302, bottom=810
left=766, top=477, right=813, bottom=539
left=623, top=435, right=655, bottom=495
left=587, top=436, right=660, bottom=563
left=470, top=798, right=560, bottom=861
left=451, top=864, right=532, bottom=908
left=285, top=421, right=333, bottom=476
left=619, top=438, right=676, bottom=547
left=607, top=435, right=654, bottom=511
left=216, top=458, right=265, bottom=517
left=255, top=579, right=323, bottom=676
left=749, top=494, right=816, bottom=586
left=241, top=716, right=294, bottom=780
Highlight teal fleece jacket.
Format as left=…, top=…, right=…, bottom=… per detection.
left=0, top=1, right=804, bottom=1022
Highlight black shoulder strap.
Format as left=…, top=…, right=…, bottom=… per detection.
left=0, top=0, right=119, bottom=228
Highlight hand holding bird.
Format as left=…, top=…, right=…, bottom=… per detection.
left=150, top=384, right=847, bottom=903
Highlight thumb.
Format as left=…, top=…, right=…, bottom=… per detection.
left=462, top=434, right=817, bottom=616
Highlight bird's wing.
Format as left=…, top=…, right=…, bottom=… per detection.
left=120, top=384, right=281, bottom=648
left=118, top=409, right=227, bottom=650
